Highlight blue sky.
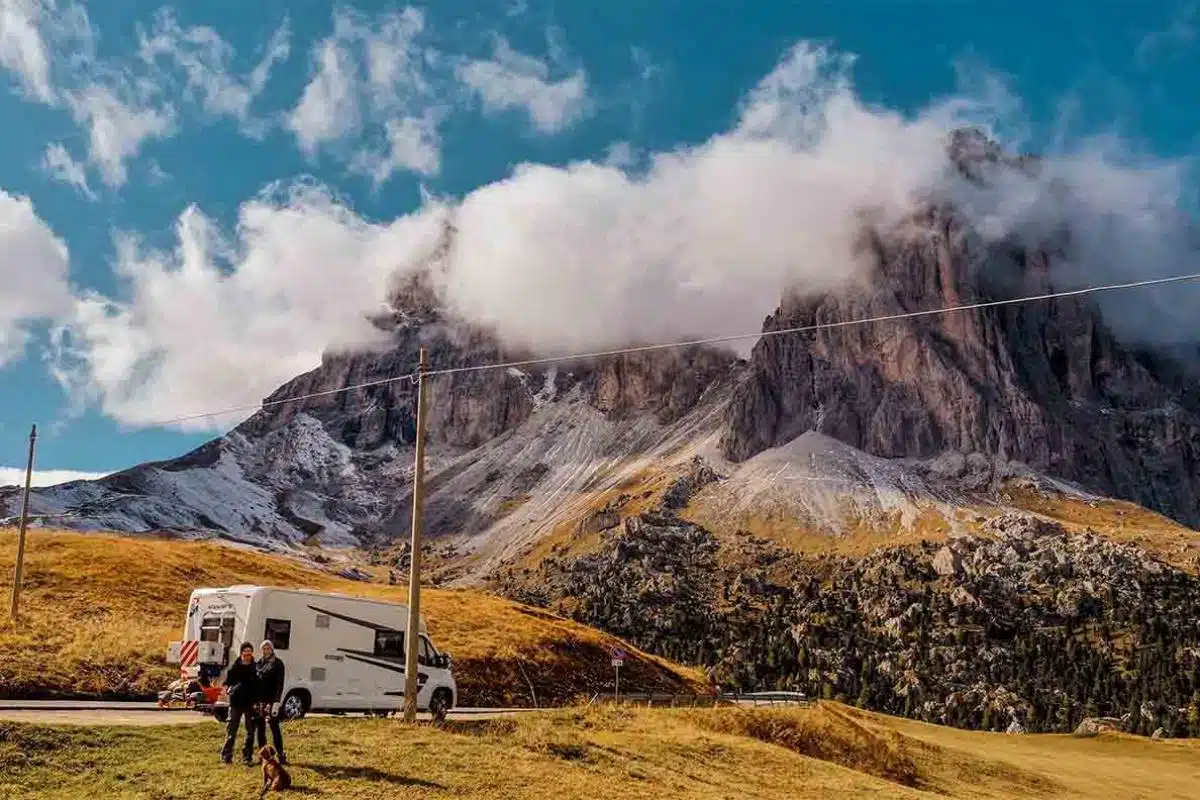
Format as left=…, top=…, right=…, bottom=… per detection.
left=0, top=0, right=1197, bottom=485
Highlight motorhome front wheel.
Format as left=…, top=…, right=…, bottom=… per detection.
left=429, top=689, right=451, bottom=723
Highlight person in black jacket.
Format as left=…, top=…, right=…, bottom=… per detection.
left=220, top=642, right=260, bottom=765
left=254, top=639, right=286, bottom=763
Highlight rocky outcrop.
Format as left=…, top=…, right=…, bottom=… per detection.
left=720, top=201, right=1200, bottom=525
left=932, top=546, right=963, bottom=578
left=499, top=511, right=1200, bottom=735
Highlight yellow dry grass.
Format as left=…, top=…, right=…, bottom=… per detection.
left=0, top=528, right=701, bottom=704
left=1003, top=488, right=1200, bottom=572
left=1, top=703, right=1196, bottom=799
left=683, top=500, right=981, bottom=560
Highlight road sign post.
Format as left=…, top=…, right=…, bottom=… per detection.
left=611, top=648, right=626, bottom=703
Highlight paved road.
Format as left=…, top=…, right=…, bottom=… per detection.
left=0, top=700, right=542, bottom=727
left=0, top=709, right=209, bottom=727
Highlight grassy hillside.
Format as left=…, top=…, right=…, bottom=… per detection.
left=2, top=703, right=1197, bottom=799
left=0, top=528, right=701, bottom=705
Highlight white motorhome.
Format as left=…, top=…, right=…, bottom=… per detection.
left=166, top=585, right=456, bottom=721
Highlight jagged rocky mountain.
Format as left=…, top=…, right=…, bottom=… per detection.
left=4, top=130, right=1199, bottom=563
left=724, top=205, right=1200, bottom=526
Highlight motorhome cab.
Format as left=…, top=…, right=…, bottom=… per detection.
left=166, top=586, right=456, bottom=721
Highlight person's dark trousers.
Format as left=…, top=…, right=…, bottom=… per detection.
left=221, top=706, right=257, bottom=763
left=254, top=708, right=285, bottom=760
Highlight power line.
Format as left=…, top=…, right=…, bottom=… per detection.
left=156, top=373, right=418, bottom=426
left=423, top=271, right=1200, bottom=379
left=150, top=270, right=1200, bottom=427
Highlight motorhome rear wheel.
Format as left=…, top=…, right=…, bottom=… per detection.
left=281, top=690, right=310, bottom=720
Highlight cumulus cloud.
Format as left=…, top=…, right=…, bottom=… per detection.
left=0, top=467, right=109, bottom=488
left=47, top=41, right=1200, bottom=430
left=288, top=6, right=443, bottom=184
left=946, top=136, right=1200, bottom=346
left=455, top=35, right=590, bottom=133
left=51, top=184, right=450, bottom=428
left=0, top=189, right=71, bottom=366
left=41, top=141, right=93, bottom=198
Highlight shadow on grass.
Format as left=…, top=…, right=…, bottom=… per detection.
left=298, top=763, right=445, bottom=789
left=441, top=718, right=519, bottom=737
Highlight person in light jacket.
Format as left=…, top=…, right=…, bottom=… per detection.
left=254, top=639, right=287, bottom=763
left=220, top=642, right=260, bottom=765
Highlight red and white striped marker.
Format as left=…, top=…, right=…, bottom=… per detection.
left=178, top=640, right=200, bottom=677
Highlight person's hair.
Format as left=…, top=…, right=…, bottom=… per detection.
left=239, top=641, right=254, bottom=653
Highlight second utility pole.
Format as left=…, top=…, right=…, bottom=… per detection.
left=9, top=424, right=37, bottom=622
left=402, top=348, right=429, bottom=722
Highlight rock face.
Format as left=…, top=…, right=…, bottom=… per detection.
left=720, top=201, right=1200, bottom=525
left=0, top=242, right=736, bottom=555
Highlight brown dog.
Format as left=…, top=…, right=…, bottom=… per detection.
left=258, top=745, right=292, bottom=797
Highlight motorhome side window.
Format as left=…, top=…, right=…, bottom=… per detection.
left=264, top=618, right=291, bottom=650
left=418, top=637, right=433, bottom=666
left=374, top=630, right=403, bottom=658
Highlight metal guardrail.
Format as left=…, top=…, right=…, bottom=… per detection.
left=589, top=691, right=813, bottom=708
left=731, top=691, right=814, bottom=706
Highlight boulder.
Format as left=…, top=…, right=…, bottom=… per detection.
left=1073, top=717, right=1124, bottom=737
left=933, top=546, right=963, bottom=578
left=950, top=586, right=977, bottom=607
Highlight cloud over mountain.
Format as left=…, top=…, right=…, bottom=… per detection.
left=44, top=41, right=1200, bottom=430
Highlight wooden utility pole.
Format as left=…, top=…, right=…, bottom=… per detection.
left=402, top=349, right=429, bottom=721
left=9, top=424, right=37, bottom=622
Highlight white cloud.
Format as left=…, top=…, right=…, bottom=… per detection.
left=602, top=141, right=635, bottom=168
left=64, top=83, right=174, bottom=187
left=288, top=6, right=442, bottom=185
left=0, top=189, right=71, bottom=366
left=353, top=113, right=441, bottom=185
left=52, top=184, right=450, bottom=428
left=0, top=2, right=173, bottom=187
left=41, top=141, right=93, bottom=198
left=0, top=467, right=108, bottom=488
left=2, top=3, right=292, bottom=187
left=456, top=36, right=589, bottom=133
left=137, top=9, right=290, bottom=136
left=0, top=0, right=54, bottom=101
left=287, top=14, right=360, bottom=156
left=47, top=40, right=1200, bottom=430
